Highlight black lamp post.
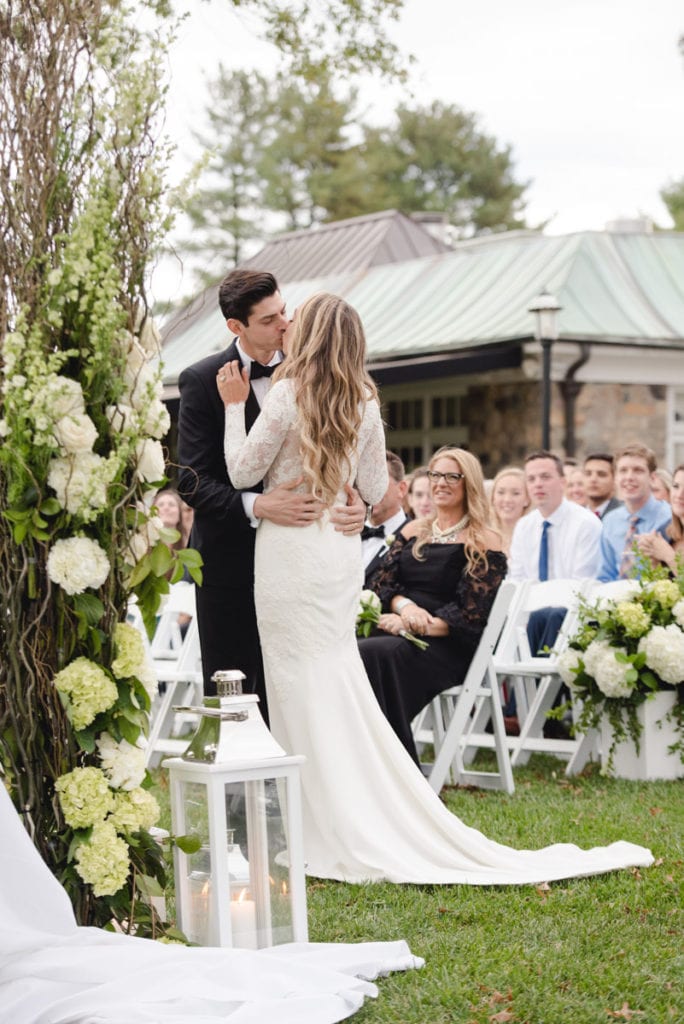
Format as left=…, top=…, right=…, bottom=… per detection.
left=528, top=290, right=562, bottom=449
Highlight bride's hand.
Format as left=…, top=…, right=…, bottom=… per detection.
left=330, top=484, right=366, bottom=536
left=216, top=361, right=249, bottom=406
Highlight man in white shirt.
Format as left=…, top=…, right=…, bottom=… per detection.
left=506, top=451, right=602, bottom=733
left=509, top=451, right=602, bottom=582
left=362, top=451, right=409, bottom=588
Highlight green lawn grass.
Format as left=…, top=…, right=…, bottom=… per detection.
left=152, top=756, right=683, bottom=1023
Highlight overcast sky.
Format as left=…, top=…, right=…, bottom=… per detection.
left=156, top=0, right=684, bottom=297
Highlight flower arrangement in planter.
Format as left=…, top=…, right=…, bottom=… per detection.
left=557, top=571, right=684, bottom=774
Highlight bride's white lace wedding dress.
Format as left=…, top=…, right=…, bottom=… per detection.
left=224, top=380, right=654, bottom=885
left=0, top=781, right=422, bottom=1022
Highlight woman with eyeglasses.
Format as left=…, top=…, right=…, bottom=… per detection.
left=358, top=446, right=507, bottom=763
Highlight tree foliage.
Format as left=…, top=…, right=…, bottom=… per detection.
left=661, top=178, right=684, bottom=231
left=180, top=74, right=530, bottom=277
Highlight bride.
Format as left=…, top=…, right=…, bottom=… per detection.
left=217, top=291, right=653, bottom=885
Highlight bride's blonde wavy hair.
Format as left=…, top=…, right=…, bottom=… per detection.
left=273, top=293, right=378, bottom=504
left=413, top=446, right=494, bottom=578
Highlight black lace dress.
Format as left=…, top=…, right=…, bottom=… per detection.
left=358, top=535, right=507, bottom=762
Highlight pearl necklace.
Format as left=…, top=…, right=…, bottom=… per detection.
left=431, top=513, right=470, bottom=544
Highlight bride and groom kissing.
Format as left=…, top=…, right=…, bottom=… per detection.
left=177, top=268, right=652, bottom=886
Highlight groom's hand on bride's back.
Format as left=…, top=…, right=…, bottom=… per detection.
left=253, top=477, right=325, bottom=528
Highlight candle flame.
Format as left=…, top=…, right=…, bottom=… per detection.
left=235, top=887, right=249, bottom=903
left=281, top=881, right=288, bottom=896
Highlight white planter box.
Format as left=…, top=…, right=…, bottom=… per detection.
left=601, top=691, right=684, bottom=780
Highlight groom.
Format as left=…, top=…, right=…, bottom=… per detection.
left=177, top=269, right=366, bottom=717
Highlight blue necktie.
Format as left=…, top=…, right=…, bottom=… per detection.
left=538, top=520, right=551, bottom=581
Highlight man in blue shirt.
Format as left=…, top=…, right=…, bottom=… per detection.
left=598, top=443, right=671, bottom=582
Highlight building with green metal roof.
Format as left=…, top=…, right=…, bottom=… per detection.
left=161, top=213, right=684, bottom=474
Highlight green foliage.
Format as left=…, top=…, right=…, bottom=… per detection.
left=661, top=176, right=684, bottom=231
left=180, top=71, right=530, bottom=280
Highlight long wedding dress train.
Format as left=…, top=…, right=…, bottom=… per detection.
left=225, top=381, right=654, bottom=885
left=0, top=782, right=422, bottom=1024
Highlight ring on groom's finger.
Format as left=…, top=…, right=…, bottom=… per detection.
left=219, top=374, right=226, bottom=381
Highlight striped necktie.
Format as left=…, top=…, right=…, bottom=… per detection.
left=619, top=514, right=640, bottom=579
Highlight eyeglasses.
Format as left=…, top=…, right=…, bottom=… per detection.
left=427, top=470, right=465, bottom=485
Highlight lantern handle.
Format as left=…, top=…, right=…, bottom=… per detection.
left=172, top=706, right=249, bottom=722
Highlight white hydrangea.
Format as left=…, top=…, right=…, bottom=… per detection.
left=55, top=766, right=115, bottom=828
left=48, top=451, right=114, bottom=518
left=53, top=412, right=98, bottom=453
left=74, top=821, right=130, bottom=896
left=108, top=787, right=160, bottom=834
left=134, top=438, right=165, bottom=484
left=53, top=657, right=119, bottom=731
left=96, top=733, right=146, bottom=791
left=672, top=599, right=684, bottom=629
left=111, top=621, right=158, bottom=698
left=638, top=624, right=684, bottom=685
left=580, top=639, right=634, bottom=698
left=556, top=647, right=582, bottom=688
left=47, top=536, right=110, bottom=594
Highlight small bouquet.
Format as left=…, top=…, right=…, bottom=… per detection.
left=356, top=590, right=429, bottom=650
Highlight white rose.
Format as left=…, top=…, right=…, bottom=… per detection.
left=53, top=412, right=98, bottom=453
left=0, top=419, right=8, bottom=437
left=134, top=439, right=165, bottom=484
left=38, top=375, right=85, bottom=419
left=123, top=361, right=157, bottom=412
left=47, top=536, right=110, bottom=595
left=106, top=403, right=138, bottom=435
left=123, top=531, right=150, bottom=566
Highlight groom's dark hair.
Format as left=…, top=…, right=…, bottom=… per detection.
left=218, top=270, right=279, bottom=325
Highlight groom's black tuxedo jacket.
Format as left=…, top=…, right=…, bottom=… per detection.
left=177, top=339, right=269, bottom=707
left=177, top=339, right=262, bottom=589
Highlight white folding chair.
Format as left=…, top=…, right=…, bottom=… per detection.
left=419, top=580, right=523, bottom=795
left=487, top=578, right=599, bottom=772
left=145, top=611, right=203, bottom=769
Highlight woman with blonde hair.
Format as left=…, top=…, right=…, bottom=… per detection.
left=489, top=466, right=530, bottom=554
left=217, top=299, right=651, bottom=887
left=359, top=446, right=507, bottom=762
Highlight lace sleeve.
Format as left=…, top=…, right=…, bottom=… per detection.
left=373, top=534, right=410, bottom=611
left=434, top=550, right=508, bottom=646
left=355, top=400, right=389, bottom=506
left=223, top=380, right=295, bottom=489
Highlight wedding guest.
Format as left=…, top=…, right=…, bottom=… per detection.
left=358, top=447, right=507, bottom=764
left=362, top=451, right=409, bottom=589
left=565, top=467, right=587, bottom=507
left=509, top=451, right=602, bottom=582
left=635, top=464, right=684, bottom=571
left=583, top=452, right=622, bottom=519
left=154, top=488, right=184, bottom=554
left=406, top=466, right=433, bottom=520
left=598, top=443, right=671, bottom=582
left=651, top=467, right=673, bottom=504
left=489, top=466, right=530, bottom=555
left=177, top=269, right=364, bottom=711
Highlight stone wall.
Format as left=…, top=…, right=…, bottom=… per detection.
left=463, top=377, right=668, bottom=474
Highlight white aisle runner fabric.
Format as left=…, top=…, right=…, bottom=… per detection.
left=0, top=784, right=423, bottom=1024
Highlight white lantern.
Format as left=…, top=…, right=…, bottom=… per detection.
left=165, top=671, right=308, bottom=948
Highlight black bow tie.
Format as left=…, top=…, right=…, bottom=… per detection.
left=250, top=362, right=277, bottom=380
left=361, top=524, right=385, bottom=541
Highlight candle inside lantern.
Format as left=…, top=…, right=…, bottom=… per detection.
left=230, top=888, right=258, bottom=949
left=187, top=872, right=211, bottom=945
